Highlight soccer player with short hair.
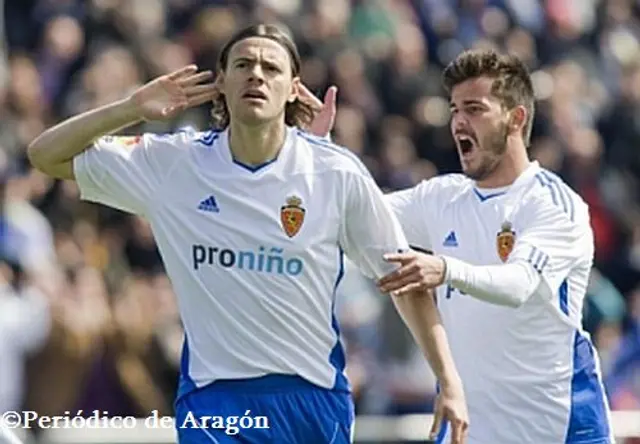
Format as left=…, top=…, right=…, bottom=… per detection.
left=367, top=49, right=614, bottom=443
left=27, top=24, right=468, bottom=443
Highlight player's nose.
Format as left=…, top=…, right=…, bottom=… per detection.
left=452, top=122, right=471, bottom=137
left=452, top=111, right=470, bottom=127
left=247, top=64, right=266, bottom=83
left=450, top=115, right=467, bottom=132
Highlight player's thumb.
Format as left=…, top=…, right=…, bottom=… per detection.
left=429, top=407, right=444, bottom=440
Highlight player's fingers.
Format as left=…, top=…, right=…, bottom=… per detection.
left=184, top=84, right=219, bottom=97
left=378, top=272, right=418, bottom=293
left=167, top=64, right=198, bottom=80
left=298, top=83, right=323, bottom=110
left=386, top=279, right=424, bottom=297
left=382, top=252, right=414, bottom=264
left=187, top=91, right=217, bottom=108
left=428, top=405, right=444, bottom=440
left=177, top=70, right=214, bottom=87
left=324, top=85, right=338, bottom=109
left=377, top=261, right=419, bottom=287
left=390, top=282, right=425, bottom=297
left=387, top=265, right=421, bottom=285
left=450, top=420, right=465, bottom=444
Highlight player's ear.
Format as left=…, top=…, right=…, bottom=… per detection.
left=288, top=77, right=300, bottom=103
left=509, top=105, right=526, bottom=135
left=214, top=72, right=225, bottom=91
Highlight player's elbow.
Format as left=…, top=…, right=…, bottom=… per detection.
left=27, top=135, right=55, bottom=173
left=505, top=295, right=526, bottom=308
left=27, top=137, right=76, bottom=180
left=27, top=138, right=44, bottom=169
left=500, top=289, right=534, bottom=308
left=469, top=288, right=529, bottom=308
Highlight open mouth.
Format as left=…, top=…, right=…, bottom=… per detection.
left=242, top=90, right=267, bottom=101
left=457, top=135, right=475, bottom=155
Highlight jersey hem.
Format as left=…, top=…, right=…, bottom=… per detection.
left=565, top=438, right=613, bottom=444
left=176, top=373, right=352, bottom=405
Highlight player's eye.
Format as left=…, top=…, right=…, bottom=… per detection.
left=265, top=64, right=281, bottom=73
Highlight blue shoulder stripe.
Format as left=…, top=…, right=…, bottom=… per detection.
left=535, top=171, right=575, bottom=221
left=296, top=130, right=370, bottom=177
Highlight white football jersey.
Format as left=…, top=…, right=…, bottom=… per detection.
left=383, top=162, right=614, bottom=444
left=73, top=126, right=409, bottom=400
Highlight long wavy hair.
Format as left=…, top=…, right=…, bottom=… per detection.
left=211, top=24, right=315, bottom=130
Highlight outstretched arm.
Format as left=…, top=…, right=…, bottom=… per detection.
left=379, top=195, right=591, bottom=314
left=379, top=251, right=542, bottom=308
left=27, top=65, right=215, bottom=180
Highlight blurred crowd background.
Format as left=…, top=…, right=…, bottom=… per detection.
left=1, top=0, right=640, bottom=440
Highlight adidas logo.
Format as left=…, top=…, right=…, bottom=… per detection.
left=442, top=231, right=458, bottom=247
left=198, top=195, right=219, bottom=213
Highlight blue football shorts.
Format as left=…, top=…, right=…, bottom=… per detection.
left=174, top=374, right=355, bottom=443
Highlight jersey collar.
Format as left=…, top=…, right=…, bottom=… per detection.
left=473, top=161, right=541, bottom=199
left=219, top=126, right=295, bottom=174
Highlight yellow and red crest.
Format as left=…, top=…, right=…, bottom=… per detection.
left=280, top=195, right=305, bottom=238
left=496, top=221, right=516, bottom=262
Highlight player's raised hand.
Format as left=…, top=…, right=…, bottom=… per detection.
left=298, top=84, right=338, bottom=138
left=129, top=65, right=217, bottom=121
left=429, top=382, right=469, bottom=444
left=378, top=251, right=447, bottom=296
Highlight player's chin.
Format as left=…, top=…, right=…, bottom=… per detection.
left=237, top=108, right=275, bottom=125
left=461, top=163, right=482, bottom=180
left=459, top=158, right=475, bottom=175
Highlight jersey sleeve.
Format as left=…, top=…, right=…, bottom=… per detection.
left=384, top=184, right=433, bottom=252
left=73, top=133, right=187, bottom=216
left=338, top=171, right=410, bottom=280
left=507, top=195, right=593, bottom=298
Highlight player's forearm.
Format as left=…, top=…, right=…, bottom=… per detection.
left=27, top=98, right=141, bottom=170
left=391, top=290, right=461, bottom=387
left=442, top=256, right=541, bottom=307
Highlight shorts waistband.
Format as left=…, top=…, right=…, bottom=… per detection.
left=203, top=374, right=339, bottom=394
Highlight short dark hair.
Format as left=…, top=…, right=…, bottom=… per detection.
left=442, top=49, right=535, bottom=146
left=211, top=24, right=314, bottom=130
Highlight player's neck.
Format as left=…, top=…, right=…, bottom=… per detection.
left=476, top=142, right=531, bottom=189
left=228, top=120, right=287, bottom=166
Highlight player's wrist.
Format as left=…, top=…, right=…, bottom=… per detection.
left=437, top=255, right=448, bottom=285
left=439, top=372, right=464, bottom=394
left=119, top=96, right=146, bottom=123
left=440, top=255, right=456, bottom=284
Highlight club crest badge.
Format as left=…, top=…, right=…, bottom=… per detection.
left=108, top=135, right=142, bottom=147
left=280, top=195, right=305, bottom=238
left=496, top=221, right=516, bottom=262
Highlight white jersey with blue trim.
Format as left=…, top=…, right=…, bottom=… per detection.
left=72, top=126, right=409, bottom=400
left=383, top=161, right=614, bottom=444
